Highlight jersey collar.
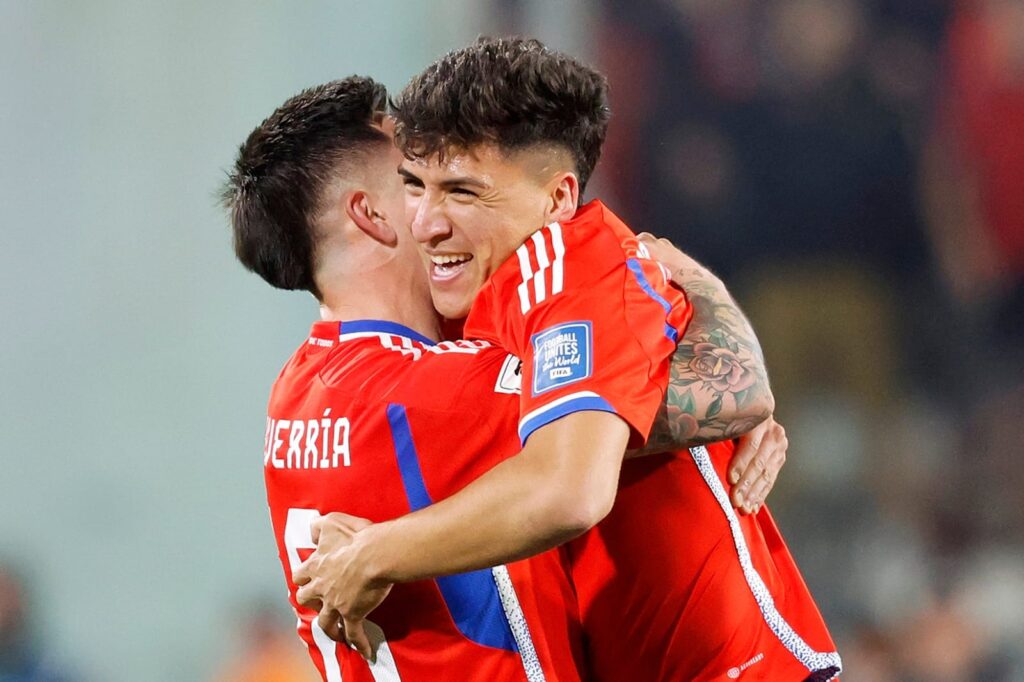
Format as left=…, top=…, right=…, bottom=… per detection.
left=337, top=319, right=437, bottom=346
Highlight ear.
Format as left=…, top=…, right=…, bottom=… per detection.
left=344, top=190, right=398, bottom=246
left=544, top=172, right=580, bottom=224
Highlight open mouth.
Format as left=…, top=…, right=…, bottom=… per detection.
left=429, top=253, right=473, bottom=281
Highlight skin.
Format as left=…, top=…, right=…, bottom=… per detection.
left=400, top=144, right=579, bottom=319
left=295, top=142, right=786, bottom=659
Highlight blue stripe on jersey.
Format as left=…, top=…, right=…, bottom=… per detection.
left=518, top=394, right=617, bottom=445
left=341, top=319, right=437, bottom=346
left=624, top=258, right=679, bottom=343
left=385, top=403, right=519, bottom=653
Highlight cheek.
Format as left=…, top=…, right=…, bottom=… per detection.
left=403, top=193, right=420, bottom=221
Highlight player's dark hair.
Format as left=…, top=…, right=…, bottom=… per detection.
left=392, top=37, right=611, bottom=194
left=222, top=76, right=389, bottom=299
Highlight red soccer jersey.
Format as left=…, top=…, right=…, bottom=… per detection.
left=464, top=201, right=842, bottom=681
left=464, top=200, right=692, bottom=447
left=264, top=320, right=583, bottom=682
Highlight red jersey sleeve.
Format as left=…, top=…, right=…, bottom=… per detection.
left=466, top=201, right=692, bottom=447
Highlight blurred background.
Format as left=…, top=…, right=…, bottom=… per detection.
left=1, top=0, right=1021, bottom=680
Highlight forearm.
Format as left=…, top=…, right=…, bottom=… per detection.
left=356, top=412, right=628, bottom=583
left=635, top=265, right=773, bottom=455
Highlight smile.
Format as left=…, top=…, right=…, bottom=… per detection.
left=429, top=253, right=473, bottom=281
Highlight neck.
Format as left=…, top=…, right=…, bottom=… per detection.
left=316, top=273, right=442, bottom=343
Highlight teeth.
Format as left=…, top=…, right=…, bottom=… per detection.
left=430, top=254, right=471, bottom=265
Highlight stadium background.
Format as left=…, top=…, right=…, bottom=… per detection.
left=1, top=1, right=1021, bottom=680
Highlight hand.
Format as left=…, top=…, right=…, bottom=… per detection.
left=636, top=232, right=710, bottom=279
left=727, top=416, right=787, bottom=514
left=292, top=512, right=393, bottom=661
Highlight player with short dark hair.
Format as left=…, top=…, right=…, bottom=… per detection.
left=225, top=75, right=785, bottom=681
left=393, top=37, right=609, bottom=196
left=227, top=77, right=392, bottom=299
left=300, top=38, right=841, bottom=681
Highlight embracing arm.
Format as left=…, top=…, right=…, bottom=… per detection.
left=293, top=410, right=629, bottom=656
left=353, top=410, right=627, bottom=581
left=633, top=238, right=773, bottom=456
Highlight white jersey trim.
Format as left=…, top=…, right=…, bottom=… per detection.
left=491, top=566, right=546, bottom=682
left=337, top=332, right=489, bottom=360
left=515, top=223, right=566, bottom=314
left=688, top=446, right=843, bottom=678
left=518, top=390, right=602, bottom=432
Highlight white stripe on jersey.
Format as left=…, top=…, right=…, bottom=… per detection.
left=516, top=244, right=534, bottom=314
left=530, top=231, right=548, bottom=303
left=491, top=566, right=546, bottom=682
left=309, top=620, right=343, bottom=682
left=516, top=223, right=566, bottom=314
left=517, top=391, right=603, bottom=434
left=549, top=221, right=565, bottom=296
left=688, top=446, right=843, bottom=678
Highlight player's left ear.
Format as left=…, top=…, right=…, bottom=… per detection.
left=544, top=171, right=579, bottom=224
left=346, top=190, right=398, bottom=247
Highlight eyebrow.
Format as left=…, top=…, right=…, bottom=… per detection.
left=398, top=165, right=488, bottom=190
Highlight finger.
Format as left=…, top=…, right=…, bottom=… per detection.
left=344, top=616, right=374, bottom=663
left=729, top=431, right=763, bottom=485
left=636, top=232, right=656, bottom=242
left=318, top=607, right=343, bottom=641
left=293, top=558, right=312, bottom=586
left=320, top=512, right=373, bottom=537
left=295, top=582, right=320, bottom=609
left=322, top=612, right=344, bottom=642
left=310, top=514, right=324, bottom=544
left=732, top=451, right=767, bottom=509
left=746, top=456, right=780, bottom=508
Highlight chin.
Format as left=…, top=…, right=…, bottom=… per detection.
left=432, top=293, right=472, bottom=321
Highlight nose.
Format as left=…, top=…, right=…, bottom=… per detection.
left=409, top=191, right=452, bottom=245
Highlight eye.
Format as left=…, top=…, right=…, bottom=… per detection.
left=450, top=187, right=477, bottom=198
left=402, top=177, right=424, bottom=193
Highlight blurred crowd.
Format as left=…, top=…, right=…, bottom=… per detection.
left=591, top=0, right=1024, bottom=679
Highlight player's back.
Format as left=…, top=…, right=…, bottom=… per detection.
left=264, top=320, right=582, bottom=682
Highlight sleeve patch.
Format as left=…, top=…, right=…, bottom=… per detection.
left=530, top=321, right=593, bottom=396
left=494, top=354, right=523, bottom=395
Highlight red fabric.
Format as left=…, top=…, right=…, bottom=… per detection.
left=570, top=441, right=840, bottom=681
left=464, top=200, right=692, bottom=447
left=265, top=324, right=583, bottom=682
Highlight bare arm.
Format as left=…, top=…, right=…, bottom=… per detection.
left=632, top=236, right=774, bottom=456
left=294, top=410, right=629, bottom=657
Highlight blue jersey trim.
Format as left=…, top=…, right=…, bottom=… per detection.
left=624, top=259, right=679, bottom=344
left=341, top=319, right=437, bottom=346
left=518, top=395, right=617, bottom=445
left=385, top=404, right=519, bottom=653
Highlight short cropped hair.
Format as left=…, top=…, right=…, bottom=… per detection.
left=392, top=37, right=611, bottom=194
left=222, top=76, right=389, bottom=298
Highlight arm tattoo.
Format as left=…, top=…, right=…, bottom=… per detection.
left=637, top=265, right=773, bottom=455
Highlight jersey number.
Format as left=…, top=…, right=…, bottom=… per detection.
left=285, top=508, right=401, bottom=682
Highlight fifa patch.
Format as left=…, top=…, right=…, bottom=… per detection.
left=531, top=321, right=592, bottom=395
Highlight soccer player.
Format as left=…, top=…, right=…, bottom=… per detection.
left=225, top=77, right=785, bottom=681
left=300, top=39, right=841, bottom=680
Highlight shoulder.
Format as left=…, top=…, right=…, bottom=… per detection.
left=384, top=343, right=521, bottom=413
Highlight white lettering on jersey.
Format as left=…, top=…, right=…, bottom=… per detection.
left=515, top=222, right=565, bottom=314
left=427, top=339, right=491, bottom=355
left=335, top=332, right=490, bottom=359
left=264, top=411, right=351, bottom=469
